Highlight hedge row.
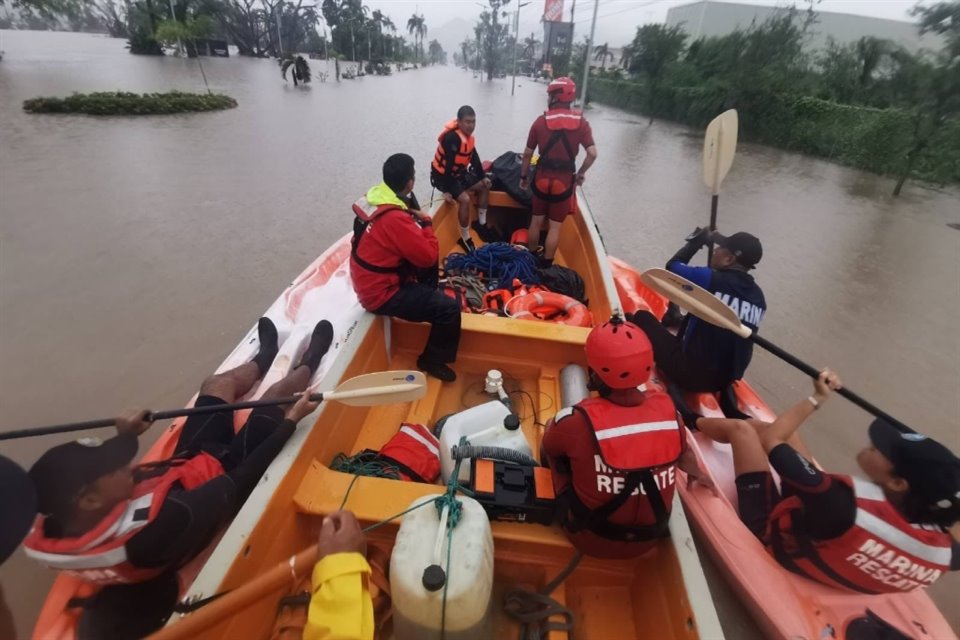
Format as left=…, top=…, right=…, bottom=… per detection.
left=588, top=78, right=960, bottom=185
left=22, top=91, right=238, bottom=116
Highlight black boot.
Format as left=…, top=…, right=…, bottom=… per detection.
left=416, top=357, right=457, bottom=383
left=297, top=320, right=334, bottom=373
left=666, top=382, right=701, bottom=431
left=252, top=317, right=279, bottom=376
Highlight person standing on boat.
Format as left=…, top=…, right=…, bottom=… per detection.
left=430, top=105, right=492, bottom=252
left=630, top=228, right=766, bottom=394
left=22, top=317, right=332, bottom=587
left=351, top=153, right=461, bottom=383
left=694, top=370, right=960, bottom=594
left=541, top=316, right=712, bottom=558
left=518, top=77, right=598, bottom=266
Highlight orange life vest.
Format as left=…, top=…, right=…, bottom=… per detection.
left=431, top=119, right=475, bottom=176
left=22, top=453, right=224, bottom=585
left=378, top=423, right=441, bottom=483
left=557, top=396, right=683, bottom=542
left=766, top=475, right=953, bottom=594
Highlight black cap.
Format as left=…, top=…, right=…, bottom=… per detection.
left=869, top=419, right=960, bottom=510
left=503, top=414, right=521, bottom=431
left=421, top=564, right=446, bottom=591
left=0, top=455, right=37, bottom=564
left=29, top=433, right=138, bottom=517
left=716, top=232, right=763, bottom=269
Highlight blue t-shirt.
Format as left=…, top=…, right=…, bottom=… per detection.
left=667, top=261, right=766, bottom=382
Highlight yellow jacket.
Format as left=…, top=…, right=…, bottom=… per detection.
left=303, top=552, right=374, bottom=640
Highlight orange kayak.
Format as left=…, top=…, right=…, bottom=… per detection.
left=609, top=258, right=957, bottom=640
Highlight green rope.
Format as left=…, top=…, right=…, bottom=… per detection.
left=330, top=451, right=402, bottom=480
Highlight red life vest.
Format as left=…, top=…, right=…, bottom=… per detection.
left=766, top=475, right=953, bottom=594
left=533, top=107, right=583, bottom=202
left=378, top=422, right=441, bottom=483
left=543, top=107, right=583, bottom=132
left=350, top=197, right=410, bottom=276
left=22, top=453, right=224, bottom=586
left=431, top=119, right=475, bottom=176
left=557, top=395, right=683, bottom=542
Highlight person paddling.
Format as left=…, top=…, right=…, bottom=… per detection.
left=23, top=317, right=332, bottom=586
left=519, top=77, right=597, bottom=266
left=693, top=370, right=960, bottom=594
left=541, top=316, right=711, bottom=559
left=430, top=105, right=492, bottom=252
left=630, top=227, right=766, bottom=394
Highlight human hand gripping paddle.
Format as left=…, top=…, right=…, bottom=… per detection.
left=0, top=370, right=427, bottom=441
left=703, top=109, right=738, bottom=262
left=639, top=268, right=915, bottom=434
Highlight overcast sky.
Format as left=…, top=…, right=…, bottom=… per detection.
left=364, top=0, right=933, bottom=49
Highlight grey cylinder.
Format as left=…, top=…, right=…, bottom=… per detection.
left=560, top=364, right=590, bottom=408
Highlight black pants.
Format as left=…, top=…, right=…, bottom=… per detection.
left=374, top=279, right=461, bottom=364
left=631, top=310, right=728, bottom=392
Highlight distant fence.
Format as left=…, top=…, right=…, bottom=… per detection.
left=588, top=78, right=960, bottom=185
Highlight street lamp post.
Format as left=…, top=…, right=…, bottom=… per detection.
left=275, top=8, right=283, bottom=56
left=580, top=0, right=599, bottom=106
left=510, top=1, right=531, bottom=96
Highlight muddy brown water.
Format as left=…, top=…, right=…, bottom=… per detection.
left=1, top=30, right=958, bottom=639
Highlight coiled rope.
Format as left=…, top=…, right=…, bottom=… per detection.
left=444, top=242, right=541, bottom=288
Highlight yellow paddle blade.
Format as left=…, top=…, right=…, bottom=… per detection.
left=324, top=370, right=427, bottom=406
left=640, top=268, right=753, bottom=339
left=703, top=109, right=738, bottom=195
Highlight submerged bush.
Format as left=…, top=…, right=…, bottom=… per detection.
left=23, top=91, right=238, bottom=115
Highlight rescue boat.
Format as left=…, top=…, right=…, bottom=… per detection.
left=32, top=191, right=722, bottom=639
left=609, top=260, right=958, bottom=640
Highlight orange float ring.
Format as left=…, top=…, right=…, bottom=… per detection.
left=505, top=291, right=593, bottom=327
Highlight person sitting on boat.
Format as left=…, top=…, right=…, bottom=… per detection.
left=351, top=153, right=461, bottom=383
left=630, top=227, right=766, bottom=394
left=22, top=317, right=332, bottom=587
left=694, top=370, right=960, bottom=594
left=518, top=77, right=598, bottom=267
left=1, top=454, right=38, bottom=639
left=541, top=316, right=711, bottom=559
left=305, top=510, right=374, bottom=640
left=430, top=105, right=492, bottom=252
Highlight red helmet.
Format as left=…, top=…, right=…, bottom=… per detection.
left=585, top=316, right=654, bottom=389
left=547, top=76, right=577, bottom=104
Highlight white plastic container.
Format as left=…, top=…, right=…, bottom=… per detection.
left=438, top=400, right=533, bottom=483
left=391, top=494, right=495, bottom=640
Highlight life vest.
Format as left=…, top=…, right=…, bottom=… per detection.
left=377, top=423, right=441, bottom=483
left=534, top=108, right=582, bottom=196
left=557, top=396, right=683, bottom=542
left=766, top=475, right=953, bottom=594
left=22, top=453, right=224, bottom=586
left=506, top=291, right=592, bottom=327
left=351, top=197, right=412, bottom=275
left=431, top=119, right=475, bottom=176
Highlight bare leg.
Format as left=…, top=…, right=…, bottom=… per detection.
left=543, top=219, right=564, bottom=260
left=198, top=362, right=261, bottom=403
left=697, top=417, right=770, bottom=477
left=527, top=214, right=546, bottom=252
left=260, top=364, right=312, bottom=400
left=745, top=418, right=812, bottom=459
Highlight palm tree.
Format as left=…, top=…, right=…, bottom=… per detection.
left=594, top=42, right=614, bottom=71
left=428, top=38, right=444, bottom=65
left=619, top=43, right=634, bottom=71
left=522, top=33, right=539, bottom=73
left=406, top=12, right=426, bottom=62
left=281, top=54, right=311, bottom=85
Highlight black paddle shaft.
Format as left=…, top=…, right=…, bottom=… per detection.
left=707, top=194, right=719, bottom=262
left=750, top=333, right=914, bottom=434
left=0, top=392, right=326, bottom=441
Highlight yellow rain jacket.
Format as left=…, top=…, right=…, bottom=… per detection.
left=303, top=552, right=374, bottom=640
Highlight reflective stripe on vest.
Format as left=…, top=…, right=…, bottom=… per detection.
left=431, top=119, right=475, bottom=175
left=544, top=108, right=583, bottom=131
left=578, top=397, right=683, bottom=472
left=378, top=423, right=441, bottom=483
left=766, top=475, right=952, bottom=594
left=23, top=453, right=224, bottom=585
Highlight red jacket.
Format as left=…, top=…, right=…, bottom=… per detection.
left=766, top=475, right=953, bottom=594
left=349, top=187, right=439, bottom=311
left=23, top=453, right=224, bottom=585
left=542, top=392, right=683, bottom=558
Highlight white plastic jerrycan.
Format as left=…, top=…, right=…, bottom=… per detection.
left=390, top=494, right=494, bottom=640
left=438, top=400, right=533, bottom=483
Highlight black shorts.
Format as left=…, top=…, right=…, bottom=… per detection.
left=431, top=170, right=481, bottom=200
left=736, top=471, right=780, bottom=541
left=174, top=395, right=286, bottom=471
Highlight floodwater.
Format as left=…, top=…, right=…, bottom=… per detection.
left=1, top=30, right=958, bottom=639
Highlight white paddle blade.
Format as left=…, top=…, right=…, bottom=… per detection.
left=324, top=370, right=427, bottom=407
left=703, top=109, right=739, bottom=195
left=640, top=268, right=753, bottom=339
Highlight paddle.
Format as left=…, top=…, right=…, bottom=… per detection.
left=703, top=109, right=738, bottom=262
left=0, top=370, right=427, bottom=441
left=639, top=268, right=914, bottom=434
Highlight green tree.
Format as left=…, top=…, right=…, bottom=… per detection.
left=593, top=42, right=614, bottom=71
left=628, top=24, right=686, bottom=122
left=428, top=39, right=445, bottom=65
left=406, top=12, right=426, bottom=62
left=474, top=0, right=511, bottom=80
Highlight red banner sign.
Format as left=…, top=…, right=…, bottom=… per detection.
left=544, top=0, right=564, bottom=22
